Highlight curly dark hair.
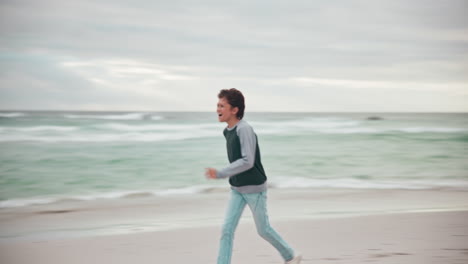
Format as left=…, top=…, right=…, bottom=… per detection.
left=218, top=88, right=245, bottom=120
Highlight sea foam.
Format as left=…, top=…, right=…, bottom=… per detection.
left=63, top=113, right=162, bottom=120
left=2, top=179, right=467, bottom=209
left=0, top=112, right=27, bottom=118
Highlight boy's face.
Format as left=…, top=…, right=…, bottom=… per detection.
left=217, top=98, right=238, bottom=123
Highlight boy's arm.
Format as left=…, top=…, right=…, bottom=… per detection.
left=216, top=125, right=256, bottom=179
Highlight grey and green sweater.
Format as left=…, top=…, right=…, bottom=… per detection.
left=216, top=119, right=267, bottom=193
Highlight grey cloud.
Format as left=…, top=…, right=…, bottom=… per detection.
left=0, top=0, right=467, bottom=111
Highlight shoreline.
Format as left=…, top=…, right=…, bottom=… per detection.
left=1, top=210, right=467, bottom=264
left=1, top=187, right=468, bottom=242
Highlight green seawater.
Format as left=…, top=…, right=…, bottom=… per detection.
left=1, top=111, right=467, bottom=207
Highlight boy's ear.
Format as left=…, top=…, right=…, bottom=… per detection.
left=231, top=106, right=239, bottom=115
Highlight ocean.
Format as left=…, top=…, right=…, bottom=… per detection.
left=1, top=111, right=467, bottom=208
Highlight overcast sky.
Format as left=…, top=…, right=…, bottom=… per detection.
left=1, top=0, right=467, bottom=112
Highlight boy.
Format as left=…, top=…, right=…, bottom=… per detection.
left=205, top=88, right=302, bottom=264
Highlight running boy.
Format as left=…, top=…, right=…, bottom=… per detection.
left=205, top=88, right=302, bottom=264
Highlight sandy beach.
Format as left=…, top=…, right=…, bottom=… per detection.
left=1, top=188, right=468, bottom=264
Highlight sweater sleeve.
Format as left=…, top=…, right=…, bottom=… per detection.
left=216, top=124, right=257, bottom=179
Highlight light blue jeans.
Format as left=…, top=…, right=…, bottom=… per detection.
left=217, top=189, right=295, bottom=264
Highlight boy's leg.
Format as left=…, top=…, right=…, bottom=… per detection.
left=243, top=191, right=295, bottom=262
left=217, top=189, right=247, bottom=264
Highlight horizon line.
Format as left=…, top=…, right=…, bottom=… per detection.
left=0, top=109, right=467, bottom=114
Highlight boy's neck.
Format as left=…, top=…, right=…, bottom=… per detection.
left=227, top=118, right=240, bottom=128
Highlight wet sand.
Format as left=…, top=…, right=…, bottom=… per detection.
left=1, top=188, right=468, bottom=263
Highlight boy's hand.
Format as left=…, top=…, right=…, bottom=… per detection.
left=205, top=168, right=218, bottom=179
